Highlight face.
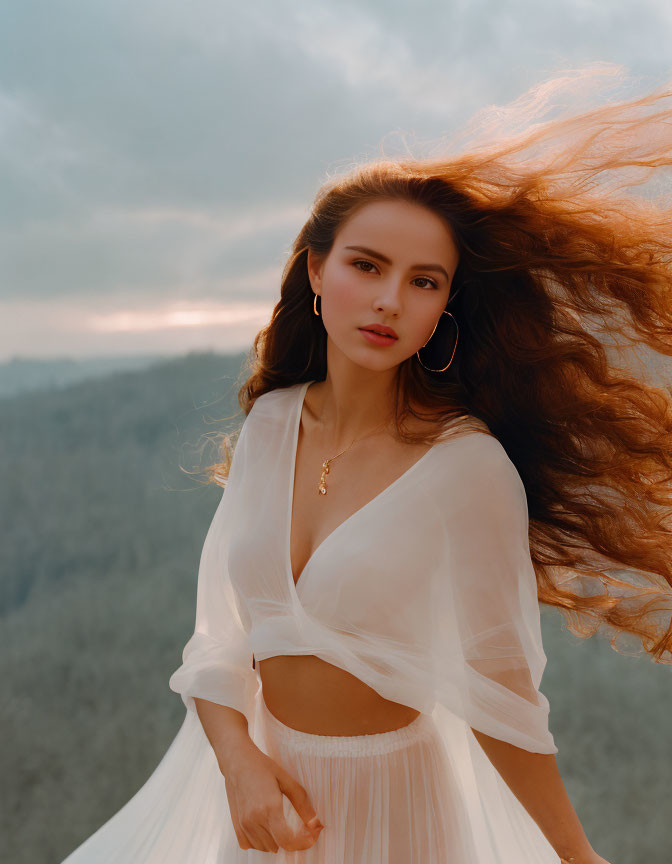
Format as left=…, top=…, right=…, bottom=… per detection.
left=307, top=199, right=460, bottom=373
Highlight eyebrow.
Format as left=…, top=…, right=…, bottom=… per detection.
left=343, top=245, right=452, bottom=282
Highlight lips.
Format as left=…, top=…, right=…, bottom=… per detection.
left=360, top=325, right=398, bottom=339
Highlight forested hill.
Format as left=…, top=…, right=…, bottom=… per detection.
left=0, top=353, right=169, bottom=399
left=4, top=350, right=255, bottom=862
left=1, top=350, right=248, bottom=616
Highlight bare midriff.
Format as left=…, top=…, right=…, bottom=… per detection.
left=258, top=655, right=421, bottom=735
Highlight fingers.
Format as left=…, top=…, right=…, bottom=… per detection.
left=229, top=761, right=325, bottom=852
left=236, top=810, right=322, bottom=853
left=235, top=798, right=323, bottom=853
left=246, top=823, right=280, bottom=853
left=238, top=812, right=281, bottom=853
left=227, top=798, right=252, bottom=850
left=266, top=808, right=323, bottom=852
left=276, top=768, right=325, bottom=837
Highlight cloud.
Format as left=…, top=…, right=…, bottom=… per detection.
left=0, top=201, right=307, bottom=300
left=0, top=0, right=670, bottom=357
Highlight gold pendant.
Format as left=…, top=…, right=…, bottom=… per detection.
left=318, top=459, right=330, bottom=495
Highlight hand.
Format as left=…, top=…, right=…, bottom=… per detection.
left=221, top=740, right=325, bottom=853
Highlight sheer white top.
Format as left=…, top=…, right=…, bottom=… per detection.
left=169, top=379, right=557, bottom=756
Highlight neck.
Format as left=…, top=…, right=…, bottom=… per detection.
left=304, top=372, right=398, bottom=447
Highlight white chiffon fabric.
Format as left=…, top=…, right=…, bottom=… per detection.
left=221, top=693, right=478, bottom=862
left=61, top=379, right=561, bottom=863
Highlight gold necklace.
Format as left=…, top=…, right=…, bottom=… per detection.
left=317, top=419, right=391, bottom=495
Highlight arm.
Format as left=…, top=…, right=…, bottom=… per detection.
left=168, top=417, right=259, bottom=754
left=437, top=438, right=606, bottom=862
left=169, top=411, right=324, bottom=854
left=194, top=698, right=259, bottom=777
left=471, top=731, right=598, bottom=863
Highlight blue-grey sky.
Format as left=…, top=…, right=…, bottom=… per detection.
left=1, top=0, right=670, bottom=360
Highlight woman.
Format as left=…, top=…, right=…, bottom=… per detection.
left=62, top=70, right=671, bottom=863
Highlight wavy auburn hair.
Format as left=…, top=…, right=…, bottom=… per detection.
left=204, top=66, right=672, bottom=664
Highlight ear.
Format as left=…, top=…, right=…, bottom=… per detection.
left=306, top=249, right=324, bottom=294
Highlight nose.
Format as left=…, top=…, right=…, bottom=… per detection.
left=372, top=277, right=403, bottom=315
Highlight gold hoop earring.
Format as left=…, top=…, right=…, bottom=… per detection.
left=313, top=294, right=320, bottom=316
left=415, top=311, right=459, bottom=372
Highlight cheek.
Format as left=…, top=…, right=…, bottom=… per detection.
left=323, top=267, right=364, bottom=320
left=417, top=312, right=441, bottom=343
left=404, top=308, right=443, bottom=349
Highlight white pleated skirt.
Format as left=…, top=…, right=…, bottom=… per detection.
left=222, top=695, right=478, bottom=862
left=60, top=690, right=560, bottom=863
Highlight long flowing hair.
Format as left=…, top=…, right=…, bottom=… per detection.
left=203, top=65, right=672, bottom=664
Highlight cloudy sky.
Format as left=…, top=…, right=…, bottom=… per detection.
left=1, top=0, right=670, bottom=361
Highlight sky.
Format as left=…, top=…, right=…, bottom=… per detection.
left=1, top=0, right=671, bottom=361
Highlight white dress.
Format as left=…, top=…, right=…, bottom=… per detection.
left=61, top=379, right=561, bottom=863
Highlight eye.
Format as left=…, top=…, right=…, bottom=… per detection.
left=412, top=276, right=439, bottom=290
left=352, top=259, right=377, bottom=274
left=351, top=260, right=438, bottom=290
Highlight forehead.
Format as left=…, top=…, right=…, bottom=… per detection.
left=336, top=199, right=459, bottom=267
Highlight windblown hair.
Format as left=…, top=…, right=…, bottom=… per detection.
left=205, top=65, right=672, bottom=664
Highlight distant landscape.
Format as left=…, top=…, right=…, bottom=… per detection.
left=0, top=353, right=171, bottom=399
left=2, top=350, right=671, bottom=863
